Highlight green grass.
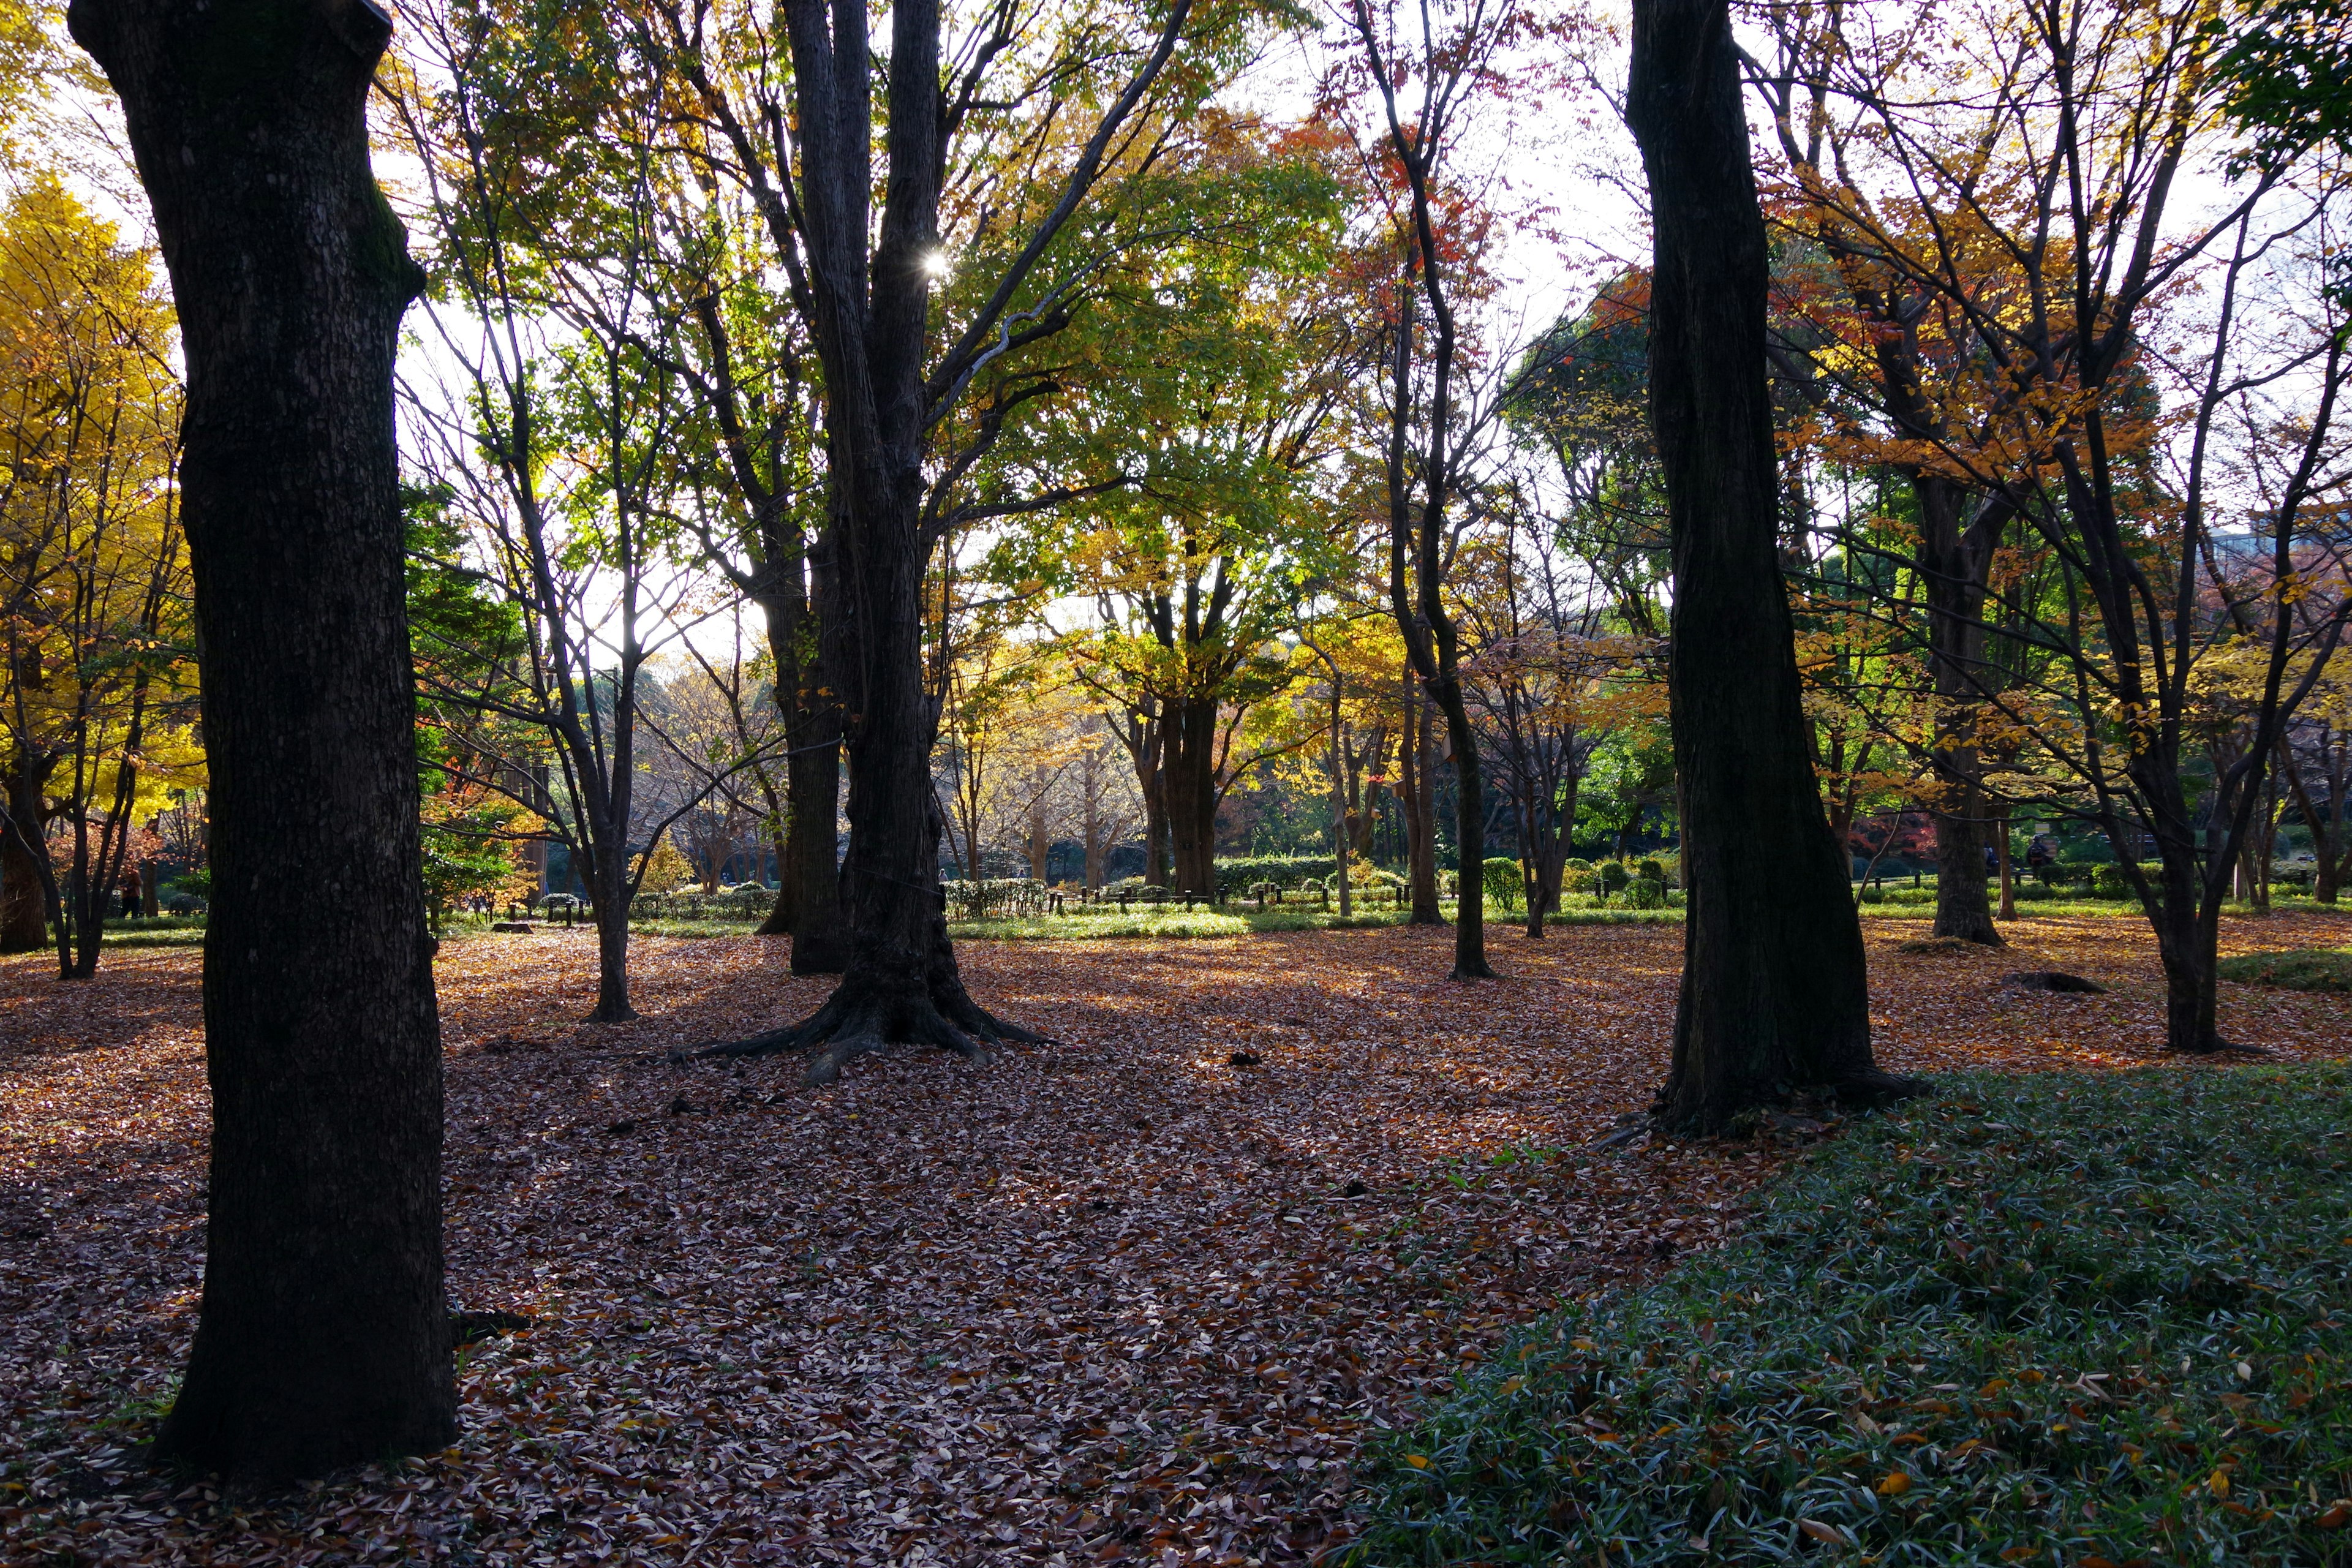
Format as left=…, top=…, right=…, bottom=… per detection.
left=2219, top=949, right=2352, bottom=994
left=1353, top=1066, right=2352, bottom=1567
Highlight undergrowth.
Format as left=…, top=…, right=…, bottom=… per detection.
left=1353, top=1066, right=2352, bottom=1567
left=2218, top=949, right=2352, bottom=995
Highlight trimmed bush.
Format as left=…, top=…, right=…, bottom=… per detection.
left=1624, top=876, right=1665, bottom=910
left=1482, top=857, right=1524, bottom=912
left=1599, top=862, right=1631, bottom=895
left=1215, top=854, right=1336, bottom=890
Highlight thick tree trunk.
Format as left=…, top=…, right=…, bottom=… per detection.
left=69, top=0, right=452, bottom=1480
left=1163, top=694, right=1219, bottom=895
left=1932, top=791, right=1999, bottom=943
left=587, top=832, right=636, bottom=1022
left=1629, top=0, right=1920, bottom=1134
left=1918, top=475, right=2003, bottom=945
left=709, top=460, right=1035, bottom=1084
left=0, top=763, right=55, bottom=952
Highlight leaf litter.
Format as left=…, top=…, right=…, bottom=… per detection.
left=3, top=911, right=2348, bottom=1565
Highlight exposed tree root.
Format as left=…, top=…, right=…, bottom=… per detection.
left=698, top=974, right=1046, bottom=1087
left=1648, top=1066, right=1932, bottom=1139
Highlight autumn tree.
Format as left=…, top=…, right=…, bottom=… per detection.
left=1754, top=0, right=2352, bottom=1052
left=0, top=175, right=195, bottom=976
left=644, top=0, right=1269, bottom=1082
left=1333, top=0, right=1551, bottom=979
left=67, top=0, right=453, bottom=1479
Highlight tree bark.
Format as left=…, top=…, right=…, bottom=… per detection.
left=68, top=0, right=452, bottom=1479
left=1163, top=693, right=1219, bottom=894
left=1629, top=0, right=1921, bottom=1134
left=1396, top=685, right=1442, bottom=922
left=0, top=760, right=56, bottom=952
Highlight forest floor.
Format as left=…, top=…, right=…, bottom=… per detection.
left=5, top=912, right=2351, bottom=1567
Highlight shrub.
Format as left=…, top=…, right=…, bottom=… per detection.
left=1859, top=884, right=1886, bottom=903
left=2091, top=861, right=2163, bottom=900
left=1624, top=876, right=1665, bottom=910
left=1598, top=861, right=1630, bottom=895
left=1482, top=856, right=1523, bottom=912
left=1635, top=858, right=1666, bottom=885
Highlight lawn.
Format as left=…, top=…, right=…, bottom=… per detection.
left=3, top=913, right=2349, bottom=1564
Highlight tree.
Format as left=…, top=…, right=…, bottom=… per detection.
left=1754, top=0, right=2352, bottom=1052
left=663, top=0, right=1234, bottom=1084
left=1, top=173, right=194, bottom=968
left=1626, top=0, right=1920, bottom=1133
left=1336, top=0, right=1542, bottom=979
left=66, top=0, right=453, bottom=1479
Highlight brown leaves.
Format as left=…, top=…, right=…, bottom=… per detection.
left=2, top=908, right=2348, bottom=1564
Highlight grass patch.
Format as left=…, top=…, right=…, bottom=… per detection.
left=1354, top=1065, right=2352, bottom=1566
left=2219, top=949, right=2352, bottom=994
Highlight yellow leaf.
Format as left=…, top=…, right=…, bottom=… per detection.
left=2209, top=1469, right=2230, bottom=1498
left=1796, top=1519, right=1849, bottom=1546
left=1875, top=1471, right=1910, bottom=1496
left=1404, top=1454, right=1430, bottom=1469
left=1498, top=1376, right=1525, bottom=1396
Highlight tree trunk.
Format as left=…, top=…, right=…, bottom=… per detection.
left=586, top=820, right=636, bottom=1021
left=0, top=761, right=55, bottom=952
left=1399, top=685, right=1442, bottom=923
left=1629, top=0, right=1920, bottom=1134
left=69, top=0, right=452, bottom=1480
left=1931, top=788, right=2000, bottom=943
left=1432, top=676, right=1491, bottom=976
left=1994, top=804, right=2016, bottom=921
left=1163, top=694, right=1219, bottom=894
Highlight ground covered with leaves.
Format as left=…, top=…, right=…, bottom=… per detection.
left=4, top=913, right=2350, bottom=1566
left=1357, top=1065, right=2352, bottom=1566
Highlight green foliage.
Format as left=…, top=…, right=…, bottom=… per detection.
left=1482, top=857, right=1523, bottom=913
left=1355, top=1066, right=2352, bottom=1567
left=1598, top=861, right=1630, bottom=895
left=1624, top=876, right=1665, bottom=910
left=2090, top=862, right=2164, bottom=900
left=2215, top=0, right=2352, bottom=174
left=2216, top=947, right=2352, bottom=993
left=1635, top=858, right=1666, bottom=886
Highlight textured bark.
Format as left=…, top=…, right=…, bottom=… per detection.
left=1395, top=687, right=1442, bottom=923
left=749, top=559, right=846, bottom=973
left=68, top=0, right=452, bottom=1479
left=1163, top=694, right=1219, bottom=894
left=0, top=760, right=55, bottom=952
left=1916, top=475, right=2007, bottom=946
left=1629, top=0, right=1921, bottom=1134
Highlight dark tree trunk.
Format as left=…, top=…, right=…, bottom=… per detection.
left=1, top=761, right=55, bottom=952
left=1397, top=689, right=1442, bottom=922
left=1163, top=694, right=1219, bottom=894
left=68, top=0, right=452, bottom=1480
left=1629, top=0, right=1921, bottom=1134
left=1431, top=678, right=1489, bottom=971
left=750, top=562, right=847, bottom=971
left=1917, top=476, right=2005, bottom=944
